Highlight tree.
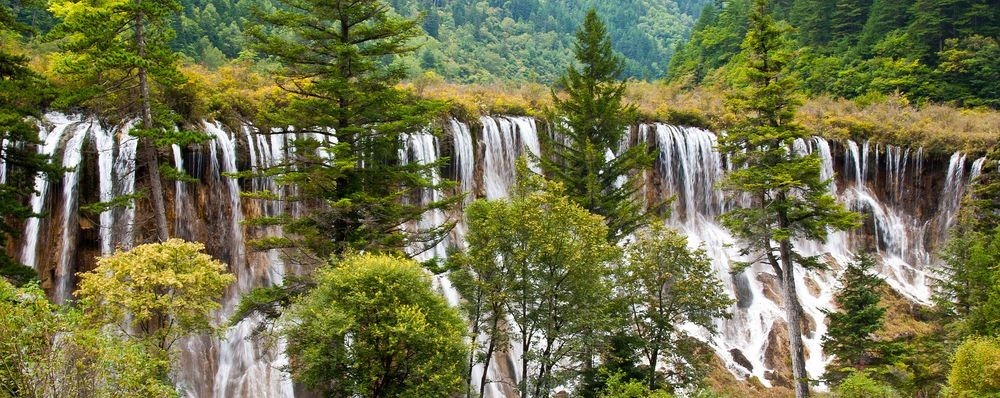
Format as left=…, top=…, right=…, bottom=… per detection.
left=0, top=279, right=176, bottom=397
left=717, top=0, right=859, bottom=396
left=76, top=239, right=235, bottom=354
left=937, top=152, right=1000, bottom=337
left=834, top=372, right=901, bottom=398
left=248, top=0, right=454, bottom=257
left=281, top=253, right=467, bottom=397
left=48, top=0, right=185, bottom=242
left=822, top=254, right=897, bottom=384
left=0, top=0, right=58, bottom=285
left=620, top=224, right=731, bottom=391
left=946, top=337, right=1000, bottom=397
left=541, top=8, right=653, bottom=243
left=464, top=166, right=617, bottom=398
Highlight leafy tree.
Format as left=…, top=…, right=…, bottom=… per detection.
left=541, top=8, right=653, bottom=243
left=717, top=0, right=859, bottom=396
left=48, top=0, right=185, bottom=241
left=281, top=253, right=467, bottom=397
left=0, top=279, right=177, bottom=397
left=464, top=165, right=617, bottom=398
left=248, top=0, right=454, bottom=257
left=822, top=254, right=900, bottom=384
left=598, top=371, right=674, bottom=398
left=620, top=224, right=731, bottom=390
left=0, top=0, right=58, bottom=285
left=834, top=372, right=901, bottom=398
left=76, top=239, right=235, bottom=353
left=946, top=337, right=1000, bottom=397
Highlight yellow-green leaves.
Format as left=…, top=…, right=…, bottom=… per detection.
left=77, top=239, right=234, bottom=352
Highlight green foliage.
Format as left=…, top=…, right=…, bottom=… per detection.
left=77, top=239, right=235, bottom=352
left=718, top=1, right=859, bottom=395
left=248, top=0, right=456, bottom=258
left=946, top=337, right=1000, bottom=397
left=598, top=371, right=674, bottom=398
left=835, top=371, right=902, bottom=398
left=0, top=280, right=177, bottom=397
left=620, top=223, right=731, bottom=390
left=668, top=0, right=1000, bottom=108
left=47, top=0, right=182, bottom=122
left=463, top=165, right=618, bottom=397
left=282, top=253, right=467, bottom=397
left=823, top=254, right=901, bottom=385
left=1, top=4, right=59, bottom=284
left=542, top=9, right=653, bottom=243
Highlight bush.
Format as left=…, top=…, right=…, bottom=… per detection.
left=835, top=372, right=901, bottom=398
left=947, top=337, right=1000, bottom=397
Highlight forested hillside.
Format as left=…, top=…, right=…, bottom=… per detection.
left=668, top=0, right=1000, bottom=107
left=168, top=0, right=712, bottom=82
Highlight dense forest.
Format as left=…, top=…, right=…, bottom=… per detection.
left=668, top=0, right=1000, bottom=107
left=2, top=0, right=1000, bottom=397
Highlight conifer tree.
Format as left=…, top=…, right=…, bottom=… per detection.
left=542, top=8, right=653, bottom=243
left=1, top=3, right=59, bottom=284
left=248, top=0, right=454, bottom=257
left=822, top=254, right=894, bottom=385
left=718, top=0, right=859, bottom=396
left=48, top=0, right=184, bottom=241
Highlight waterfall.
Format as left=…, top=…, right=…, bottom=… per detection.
left=21, top=113, right=79, bottom=269
left=10, top=113, right=989, bottom=397
left=450, top=119, right=475, bottom=204
left=53, top=119, right=90, bottom=303
left=0, top=138, right=8, bottom=184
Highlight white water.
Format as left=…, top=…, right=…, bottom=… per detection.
left=21, top=113, right=79, bottom=269
left=15, top=113, right=989, bottom=397
left=53, top=119, right=90, bottom=304
left=0, top=138, right=8, bottom=184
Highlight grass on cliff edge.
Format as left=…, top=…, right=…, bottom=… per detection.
left=24, top=46, right=995, bottom=155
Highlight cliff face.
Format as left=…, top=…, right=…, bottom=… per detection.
left=5, top=113, right=988, bottom=397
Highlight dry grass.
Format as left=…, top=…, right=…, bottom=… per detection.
left=414, top=77, right=998, bottom=154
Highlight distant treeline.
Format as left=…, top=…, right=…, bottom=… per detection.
left=668, top=0, right=999, bottom=107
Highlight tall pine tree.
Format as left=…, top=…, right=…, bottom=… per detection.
left=718, top=0, right=859, bottom=396
left=48, top=0, right=184, bottom=241
left=541, top=8, right=653, bottom=243
left=248, top=0, right=454, bottom=257
left=1, top=2, right=59, bottom=285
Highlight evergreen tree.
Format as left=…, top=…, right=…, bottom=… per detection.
left=718, top=0, right=859, bottom=396
left=822, top=254, right=894, bottom=384
left=856, top=0, right=913, bottom=55
left=542, top=8, right=653, bottom=243
left=1, top=2, right=58, bottom=285
left=48, top=0, right=184, bottom=241
left=248, top=0, right=454, bottom=257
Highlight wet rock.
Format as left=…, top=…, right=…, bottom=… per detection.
left=763, top=320, right=793, bottom=389
left=730, top=348, right=753, bottom=372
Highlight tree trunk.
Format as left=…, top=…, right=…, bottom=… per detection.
left=479, top=311, right=500, bottom=398
left=779, top=238, right=809, bottom=398
left=134, top=4, right=169, bottom=242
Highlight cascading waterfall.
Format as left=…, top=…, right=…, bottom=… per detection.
left=52, top=119, right=89, bottom=304
left=12, top=112, right=989, bottom=397
left=481, top=116, right=540, bottom=199
left=0, top=138, right=8, bottom=184
left=21, top=113, right=79, bottom=269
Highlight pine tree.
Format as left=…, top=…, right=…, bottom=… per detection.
left=48, top=0, right=184, bottom=241
left=248, top=0, right=454, bottom=257
left=718, top=0, right=859, bottom=396
left=822, top=254, right=893, bottom=385
left=541, top=8, right=653, bottom=243
left=1, top=5, right=59, bottom=285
